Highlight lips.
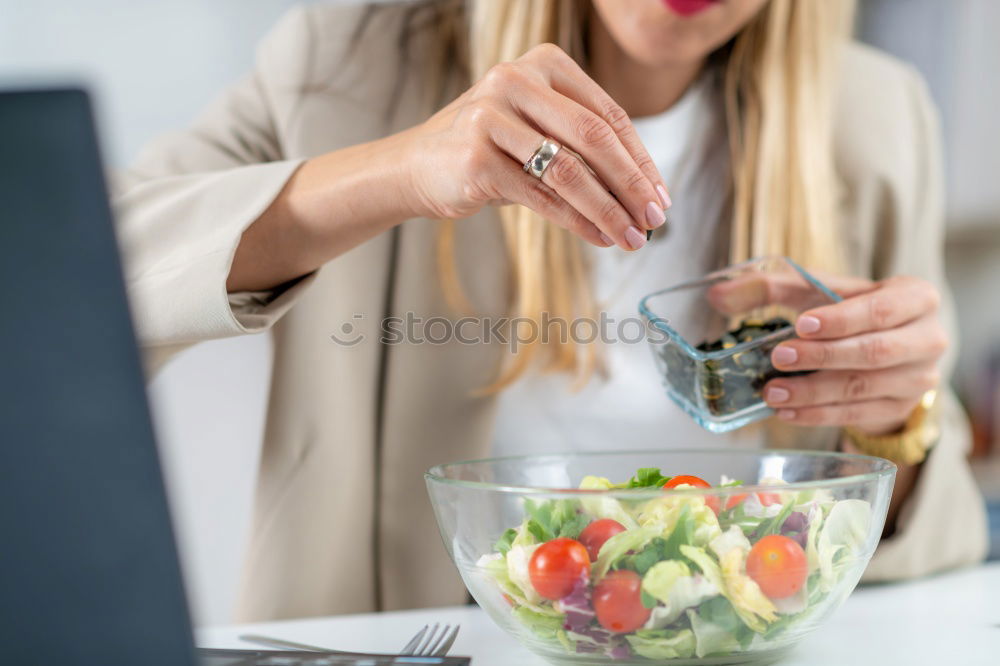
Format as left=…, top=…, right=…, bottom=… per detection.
left=662, top=0, right=719, bottom=17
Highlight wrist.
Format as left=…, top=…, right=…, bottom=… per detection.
left=365, top=128, right=430, bottom=222
left=281, top=134, right=421, bottom=260
left=841, top=390, right=939, bottom=466
left=849, top=419, right=908, bottom=437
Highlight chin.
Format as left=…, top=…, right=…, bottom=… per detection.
left=592, top=0, right=765, bottom=67
left=615, top=27, right=718, bottom=68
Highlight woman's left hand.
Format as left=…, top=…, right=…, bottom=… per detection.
left=764, top=275, right=947, bottom=435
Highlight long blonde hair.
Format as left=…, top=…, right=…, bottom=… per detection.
left=439, top=0, right=855, bottom=390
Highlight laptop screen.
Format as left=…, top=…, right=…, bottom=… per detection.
left=0, top=89, right=197, bottom=666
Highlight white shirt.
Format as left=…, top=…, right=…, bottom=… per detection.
left=492, top=75, right=764, bottom=456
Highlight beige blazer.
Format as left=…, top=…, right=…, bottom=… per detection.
left=114, top=3, right=988, bottom=622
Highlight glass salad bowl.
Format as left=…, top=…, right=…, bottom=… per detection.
left=426, top=450, right=895, bottom=665
left=639, top=257, right=841, bottom=433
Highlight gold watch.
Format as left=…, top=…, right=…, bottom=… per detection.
left=843, top=390, right=940, bottom=465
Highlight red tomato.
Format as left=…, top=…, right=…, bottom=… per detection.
left=725, top=493, right=749, bottom=510
left=723, top=491, right=781, bottom=512
left=528, top=538, right=590, bottom=600
left=746, top=534, right=808, bottom=599
left=664, top=475, right=711, bottom=489
left=757, top=491, right=781, bottom=506
left=578, top=519, right=626, bottom=562
left=593, top=570, right=651, bottom=633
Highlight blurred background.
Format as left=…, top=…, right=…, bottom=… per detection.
left=1, top=0, right=997, bottom=626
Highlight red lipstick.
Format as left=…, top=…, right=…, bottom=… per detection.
left=662, top=0, right=718, bottom=18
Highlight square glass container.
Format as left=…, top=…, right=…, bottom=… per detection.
left=639, top=256, right=841, bottom=433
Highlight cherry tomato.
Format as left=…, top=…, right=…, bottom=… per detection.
left=723, top=491, right=781, bottom=512
left=664, top=475, right=719, bottom=513
left=664, top=475, right=711, bottom=489
left=746, top=534, right=808, bottom=599
left=757, top=491, right=781, bottom=506
left=724, top=493, right=749, bottom=511
left=578, top=519, right=626, bottom=562
left=593, top=570, right=651, bottom=633
left=528, top=537, right=590, bottom=600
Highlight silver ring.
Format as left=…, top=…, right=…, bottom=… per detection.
left=523, top=138, right=561, bottom=179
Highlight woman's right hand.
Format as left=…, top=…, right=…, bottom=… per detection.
left=399, top=43, right=670, bottom=251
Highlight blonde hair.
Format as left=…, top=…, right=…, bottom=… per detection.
left=440, top=0, right=855, bottom=391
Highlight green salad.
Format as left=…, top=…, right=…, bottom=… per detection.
left=476, top=468, right=872, bottom=660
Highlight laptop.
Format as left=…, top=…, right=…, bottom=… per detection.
left=0, top=88, right=469, bottom=666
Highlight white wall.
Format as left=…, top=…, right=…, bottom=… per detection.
left=858, top=0, right=1000, bottom=228
left=0, top=0, right=313, bottom=626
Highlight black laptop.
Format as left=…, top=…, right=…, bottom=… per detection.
left=0, top=88, right=469, bottom=666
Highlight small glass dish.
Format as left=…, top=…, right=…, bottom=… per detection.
left=639, top=257, right=841, bottom=433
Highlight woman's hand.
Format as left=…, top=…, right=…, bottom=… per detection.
left=228, top=43, right=668, bottom=291
left=399, top=43, right=670, bottom=251
left=764, top=276, right=947, bottom=435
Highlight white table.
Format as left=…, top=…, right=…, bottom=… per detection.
left=200, top=563, right=1000, bottom=665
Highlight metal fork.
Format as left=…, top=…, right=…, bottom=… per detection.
left=240, top=622, right=460, bottom=658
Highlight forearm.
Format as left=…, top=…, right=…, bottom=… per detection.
left=226, top=131, right=417, bottom=292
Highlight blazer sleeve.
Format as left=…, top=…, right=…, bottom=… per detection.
left=861, top=65, right=989, bottom=580
left=112, top=7, right=318, bottom=368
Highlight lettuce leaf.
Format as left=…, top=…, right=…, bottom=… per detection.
left=709, top=525, right=752, bottom=560
left=686, top=607, right=744, bottom=657
left=578, top=476, right=640, bottom=530
left=638, top=494, right=722, bottom=547
left=512, top=606, right=564, bottom=639
left=494, top=528, right=517, bottom=555
left=753, top=500, right=795, bottom=538
left=622, top=467, right=672, bottom=488
left=817, top=499, right=871, bottom=591
left=522, top=498, right=590, bottom=542
left=679, top=545, right=725, bottom=591
left=625, top=628, right=696, bottom=659
left=506, top=543, right=543, bottom=605
left=593, top=526, right=662, bottom=580
left=641, top=560, right=690, bottom=604
left=618, top=537, right=669, bottom=576
left=740, top=492, right=785, bottom=519
left=642, top=560, right=719, bottom=628
left=718, top=501, right=768, bottom=538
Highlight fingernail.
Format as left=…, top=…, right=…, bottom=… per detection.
left=656, top=184, right=672, bottom=209
left=645, top=201, right=666, bottom=228
left=599, top=232, right=614, bottom=246
left=798, top=315, right=821, bottom=335
left=766, top=386, right=790, bottom=404
left=624, top=226, right=646, bottom=250
left=772, top=346, right=798, bottom=366
left=777, top=409, right=797, bottom=421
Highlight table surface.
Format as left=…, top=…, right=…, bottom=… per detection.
left=200, top=563, right=1000, bottom=665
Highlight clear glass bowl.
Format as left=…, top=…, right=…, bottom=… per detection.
left=639, top=257, right=841, bottom=433
left=426, top=450, right=895, bottom=666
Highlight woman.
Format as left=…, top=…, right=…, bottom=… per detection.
left=116, top=0, right=986, bottom=621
